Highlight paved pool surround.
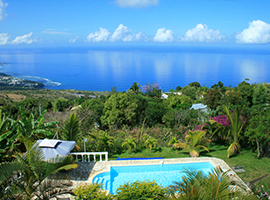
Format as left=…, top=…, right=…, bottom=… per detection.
left=68, top=157, right=247, bottom=191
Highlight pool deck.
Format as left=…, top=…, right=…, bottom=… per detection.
left=54, top=157, right=250, bottom=199
left=78, top=157, right=246, bottom=188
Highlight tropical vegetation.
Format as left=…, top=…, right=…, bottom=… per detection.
left=0, top=80, right=270, bottom=198
left=173, top=130, right=211, bottom=157
left=0, top=136, right=77, bottom=200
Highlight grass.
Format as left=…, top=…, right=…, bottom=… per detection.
left=109, top=144, right=270, bottom=191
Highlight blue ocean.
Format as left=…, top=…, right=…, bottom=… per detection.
left=0, top=44, right=269, bottom=92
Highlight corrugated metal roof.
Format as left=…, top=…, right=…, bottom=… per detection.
left=36, top=139, right=76, bottom=160
left=190, top=103, right=207, bottom=110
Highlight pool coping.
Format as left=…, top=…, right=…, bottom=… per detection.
left=87, top=157, right=248, bottom=190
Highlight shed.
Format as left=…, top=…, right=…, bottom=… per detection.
left=190, top=103, right=208, bottom=113
left=36, top=139, right=76, bottom=160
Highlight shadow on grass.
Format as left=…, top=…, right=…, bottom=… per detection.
left=172, top=148, right=183, bottom=152
left=200, top=151, right=212, bottom=157
left=181, top=152, right=190, bottom=156
left=208, top=147, right=228, bottom=152
left=227, top=153, right=241, bottom=159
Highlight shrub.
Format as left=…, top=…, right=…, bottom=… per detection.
left=73, top=183, right=113, bottom=200
left=53, top=98, right=72, bottom=112
left=114, top=180, right=169, bottom=199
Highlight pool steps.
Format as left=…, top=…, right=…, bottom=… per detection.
left=85, top=157, right=248, bottom=194
left=93, top=176, right=111, bottom=191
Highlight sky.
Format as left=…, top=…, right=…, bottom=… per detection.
left=0, top=0, right=270, bottom=46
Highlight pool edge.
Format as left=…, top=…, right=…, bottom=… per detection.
left=85, top=157, right=248, bottom=192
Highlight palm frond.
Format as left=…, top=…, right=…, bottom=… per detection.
left=0, top=130, right=13, bottom=141
left=227, top=142, right=241, bottom=158
left=0, top=161, right=20, bottom=185
left=173, top=142, right=187, bottom=149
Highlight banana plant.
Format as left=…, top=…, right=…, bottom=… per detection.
left=17, top=107, right=58, bottom=141
left=0, top=110, right=18, bottom=162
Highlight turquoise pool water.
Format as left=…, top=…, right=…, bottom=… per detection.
left=92, top=162, right=214, bottom=194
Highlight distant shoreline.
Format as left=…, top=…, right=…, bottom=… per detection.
left=0, top=72, right=44, bottom=90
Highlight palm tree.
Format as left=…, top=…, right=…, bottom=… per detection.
left=168, top=136, right=180, bottom=148
left=0, top=136, right=78, bottom=200
left=144, top=137, right=158, bottom=152
left=170, top=168, right=206, bottom=199
left=17, top=108, right=58, bottom=141
left=61, top=113, right=80, bottom=141
left=223, top=106, right=245, bottom=158
left=173, top=130, right=210, bottom=157
left=89, top=131, right=114, bottom=152
left=201, top=119, right=223, bottom=146
left=169, top=166, right=255, bottom=200
left=122, top=137, right=137, bottom=153
left=61, top=113, right=81, bottom=151
left=129, top=82, right=141, bottom=94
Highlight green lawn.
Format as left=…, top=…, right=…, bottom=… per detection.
left=109, top=144, right=270, bottom=191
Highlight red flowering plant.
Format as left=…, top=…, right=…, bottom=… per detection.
left=183, top=108, right=246, bottom=146
left=209, top=114, right=230, bottom=127
left=187, top=113, right=233, bottom=143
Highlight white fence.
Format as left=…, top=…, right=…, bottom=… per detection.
left=69, top=152, right=108, bottom=162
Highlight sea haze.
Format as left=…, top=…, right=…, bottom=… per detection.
left=0, top=45, right=269, bottom=92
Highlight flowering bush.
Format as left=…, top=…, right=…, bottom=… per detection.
left=210, top=115, right=230, bottom=127
left=141, top=85, right=151, bottom=93
left=141, top=82, right=161, bottom=97
left=183, top=125, right=206, bottom=139
left=209, top=111, right=246, bottom=128
left=184, top=109, right=246, bottom=141
left=251, top=184, right=270, bottom=199
left=141, top=82, right=160, bottom=93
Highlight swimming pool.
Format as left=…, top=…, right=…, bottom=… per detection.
left=92, top=162, right=214, bottom=194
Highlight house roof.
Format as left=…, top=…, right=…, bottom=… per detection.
left=36, top=139, right=76, bottom=160
left=190, top=103, right=208, bottom=110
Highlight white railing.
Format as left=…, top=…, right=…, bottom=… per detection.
left=69, top=152, right=108, bottom=162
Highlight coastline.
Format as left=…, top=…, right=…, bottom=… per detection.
left=0, top=72, right=44, bottom=89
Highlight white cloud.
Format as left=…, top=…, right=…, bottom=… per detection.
left=110, top=24, right=148, bottom=42
left=12, top=32, right=36, bottom=44
left=69, top=36, right=80, bottom=43
left=181, top=24, right=224, bottom=42
left=236, top=20, right=270, bottom=44
left=86, top=27, right=110, bottom=42
left=114, top=0, right=158, bottom=8
left=42, top=30, right=70, bottom=35
left=0, top=0, right=8, bottom=21
left=110, top=24, right=132, bottom=41
left=85, top=25, right=148, bottom=43
left=135, top=31, right=148, bottom=41
left=0, top=33, right=9, bottom=45
left=153, top=28, right=174, bottom=42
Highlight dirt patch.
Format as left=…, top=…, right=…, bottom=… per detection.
left=0, top=93, right=26, bottom=102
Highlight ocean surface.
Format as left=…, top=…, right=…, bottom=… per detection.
left=0, top=45, right=269, bottom=92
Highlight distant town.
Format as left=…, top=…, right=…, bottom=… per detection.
left=0, top=73, right=44, bottom=89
